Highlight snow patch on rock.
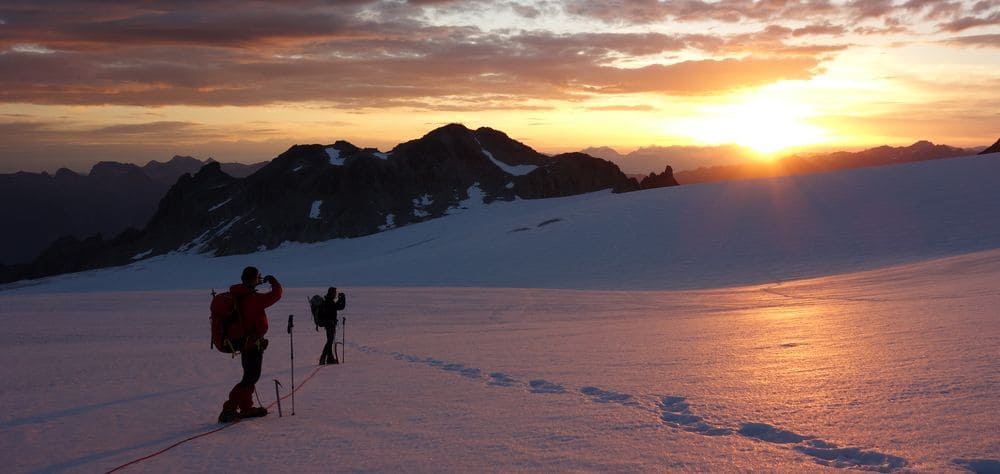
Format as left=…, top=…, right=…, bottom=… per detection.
left=326, top=147, right=345, bottom=166
left=309, top=200, right=323, bottom=219
left=379, top=213, right=396, bottom=231
left=131, top=249, right=153, bottom=261
left=475, top=138, right=537, bottom=176
left=413, top=194, right=433, bottom=218
left=208, top=198, right=231, bottom=212
left=448, top=183, right=486, bottom=214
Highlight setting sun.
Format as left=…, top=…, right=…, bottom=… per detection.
left=674, top=89, right=831, bottom=156
left=0, top=0, right=996, bottom=175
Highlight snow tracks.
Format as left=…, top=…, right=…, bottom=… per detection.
left=356, top=344, right=914, bottom=473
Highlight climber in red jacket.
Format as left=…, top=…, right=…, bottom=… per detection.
left=218, top=266, right=283, bottom=423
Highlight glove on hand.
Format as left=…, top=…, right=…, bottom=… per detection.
left=256, top=338, right=269, bottom=352
left=263, top=275, right=276, bottom=284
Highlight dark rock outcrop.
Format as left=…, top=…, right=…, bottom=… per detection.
left=638, top=166, right=679, bottom=190
left=979, top=138, right=1000, bottom=155
left=2, top=124, right=640, bottom=283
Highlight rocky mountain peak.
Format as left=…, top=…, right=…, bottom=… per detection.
left=54, top=168, right=80, bottom=179
left=3, top=125, right=649, bottom=282
left=141, top=155, right=206, bottom=184
left=424, top=122, right=475, bottom=141
left=145, top=155, right=202, bottom=168
left=638, top=165, right=679, bottom=190
left=89, top=161, right=146, bottom=180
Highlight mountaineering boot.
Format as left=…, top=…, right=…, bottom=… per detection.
left=218, top=408, right=239, bottom=423
left=240, top=406, right=268, bottom=418
left=331, top=358, right=339, bottom=364
left=319, top=354, right=327, bottom=365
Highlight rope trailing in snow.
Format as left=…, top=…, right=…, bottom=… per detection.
left=105, top=364, right=329, bottom=473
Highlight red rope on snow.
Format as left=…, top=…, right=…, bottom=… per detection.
left=105, top=364, right=328, bottom=473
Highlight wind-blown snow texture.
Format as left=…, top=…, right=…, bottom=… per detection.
left=1, top=153, right=998, bottom=472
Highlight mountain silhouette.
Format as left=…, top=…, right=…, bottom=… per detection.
left=0, top=156, right=266, bottom=265
left=673, top=140, right=978, bottom=185
left=1, top=124, right=661, bottom=283
left=979, top=137, right=1000, bottom=155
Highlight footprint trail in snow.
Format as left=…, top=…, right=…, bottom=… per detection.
left=357, top=344, right=910, bottom=472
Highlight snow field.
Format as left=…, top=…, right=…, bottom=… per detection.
left=2, top=249, right=998, bottom=472
left=1, top=152, right=998, bottom=472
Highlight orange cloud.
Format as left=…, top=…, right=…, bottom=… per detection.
left=0, top=0, right=996, bottom=172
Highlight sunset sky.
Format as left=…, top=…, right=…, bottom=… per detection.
left=1, top=0, right=998, bottom=173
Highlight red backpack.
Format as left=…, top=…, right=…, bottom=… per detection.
left=210, top=290, right=245, bottom=353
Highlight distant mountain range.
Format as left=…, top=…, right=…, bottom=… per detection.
left=3, top=124, right=994, bottom=285
left=585, top=141, right=987, bottom=177
left=582, top=144, right=752, bottom=174
left=0, top=157, right=266, bottom=264
left=672, top=140, right=985, bottom=185
left=0, top=124, right=676, bottom=283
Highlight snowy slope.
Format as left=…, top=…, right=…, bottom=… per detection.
left=3, top=153, right=999, bottom=294
left=1, top=250, right=998, bottom=472
left=1, top=153, right=998, bottom=473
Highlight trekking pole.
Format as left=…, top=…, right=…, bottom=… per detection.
left=273, top=379, right=283, bottom=417
left=287, top=314, right=295, bottom=416
left=341, top=316, right=346, bottom=364
left=254, top=387, right=263, bottom=407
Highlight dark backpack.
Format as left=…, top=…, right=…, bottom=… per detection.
left=308, top=295, right=327, bottom=327
left=210, top=290, right=245, bottom=353
left=310, top=294, right=345, bottom=328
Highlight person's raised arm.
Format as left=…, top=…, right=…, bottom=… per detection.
left=261, top=275, right=283, bottom=307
